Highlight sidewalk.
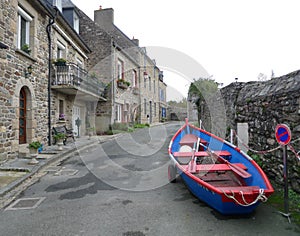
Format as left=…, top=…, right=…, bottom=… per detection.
left=0, top=134, right=119, bottom=198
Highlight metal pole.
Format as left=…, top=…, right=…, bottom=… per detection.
left=279, top=145, right=291, bottom=223
left=283, top=145, right=289, bottom=214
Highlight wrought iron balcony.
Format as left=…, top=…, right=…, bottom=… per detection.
left=52, top=63, right=106, bottom=100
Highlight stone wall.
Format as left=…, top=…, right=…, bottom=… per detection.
left=200, top=70, right=300, bottom=192
left=0, top=0, right=50, bottom=161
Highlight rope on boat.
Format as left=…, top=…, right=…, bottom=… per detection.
left=222, top=188, right=268, bottom=207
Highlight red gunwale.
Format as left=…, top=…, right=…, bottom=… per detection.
left=169, top=122, right=274, bottom=200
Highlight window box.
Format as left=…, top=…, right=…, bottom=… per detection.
left=117, top=79, right=130, bottom=89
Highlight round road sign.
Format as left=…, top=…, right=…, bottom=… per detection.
left=275, top=124, right=291, bottom=146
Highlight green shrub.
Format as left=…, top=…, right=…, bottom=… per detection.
left=110, top=123, right=128, bottom=131
left=53, top=133, right=66, bottom=140
left=28, top=141, right=42, bottom=149
left=133, top=123, right=150, bottom=129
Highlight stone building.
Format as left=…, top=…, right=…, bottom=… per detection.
left=158, top=71, right=167, bottom=122
left=77, top=7, right=166, bottom=132
left=0, top=0, right=105, bottom=161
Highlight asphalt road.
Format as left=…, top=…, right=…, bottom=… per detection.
left=0, top=122, right=299, bottom=235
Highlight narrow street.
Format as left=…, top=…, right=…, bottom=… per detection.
left=0, top=123, right=299, bottom=236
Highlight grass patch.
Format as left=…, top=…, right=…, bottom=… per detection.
left=133, top=123, right=150, bottom=129
left=268, top=182, right=300, bottom=226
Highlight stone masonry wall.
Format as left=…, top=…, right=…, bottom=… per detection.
left=0, top=0, right=50, bottom=161
left=215, top=71, right=300, bottom=192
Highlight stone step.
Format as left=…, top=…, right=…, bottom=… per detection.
left=18, top=144, right=30, bottom=158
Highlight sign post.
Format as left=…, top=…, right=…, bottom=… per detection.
left=275, top=124, right=291, bottom=223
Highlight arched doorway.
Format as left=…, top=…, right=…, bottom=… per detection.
left=19, top=87, right=27, bottom=144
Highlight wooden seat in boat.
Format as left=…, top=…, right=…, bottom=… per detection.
left=182, top=163, right=247, bottom=172
left=179, top=134, right=208, bottom=149
left=173, top=150, right=231, bottom=158
left=179, top=134, right=198, bottom=148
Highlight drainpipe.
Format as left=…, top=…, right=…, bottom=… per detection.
left=46, top=11, right=58, bottom=146
left=111, top=37, right=115, bottom=124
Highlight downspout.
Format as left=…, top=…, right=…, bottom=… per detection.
left=111, top=37, right=115, bottom=124
left=46, top=11, right=58, bottom=146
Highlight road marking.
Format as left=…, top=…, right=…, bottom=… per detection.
left=5, top=197, right=46, bottom=210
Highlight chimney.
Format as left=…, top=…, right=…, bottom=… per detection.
left=132, top=37, right=139, bottom=46
left=94, top=8, right=114, bottom=31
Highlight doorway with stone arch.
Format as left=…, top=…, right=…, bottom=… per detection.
left=19, top=87, right=27, bottom=144
left=18, top=86, right=34, bottom=145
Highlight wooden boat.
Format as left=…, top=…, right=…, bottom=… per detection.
left=168, top=119, right=274, bottom=215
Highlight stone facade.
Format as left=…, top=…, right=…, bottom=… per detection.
left=197, top=71, right=300, bottom=192
left=0, top=0, right=104, bottom=161
left=78, top=7, right=166, bottom=132
left=0, top=0, right=50, bottom=161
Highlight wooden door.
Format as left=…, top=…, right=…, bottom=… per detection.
left=19, top=87, right=26, bottom=144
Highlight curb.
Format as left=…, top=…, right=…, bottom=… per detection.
left=0, top=134, right=121, bottom=198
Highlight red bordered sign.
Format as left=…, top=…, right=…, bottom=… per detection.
left=275, top=124, right=292, bottom=146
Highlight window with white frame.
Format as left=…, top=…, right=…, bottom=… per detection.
left=144, top=99, right=147, bottom=115
left=76, top=57, right=83, bottom=78
left=73, top=12, right=79, bottom=33
left=132, top=70, right=137, bottom=87
left=117, top=59, right=124, bottom=80
left=53, top=0, right=62, bottom=12
left=159, top=88, right=165, bottom=101
left=115, top=104, right=122, bottom=122
left=76, top=57, right=83, bottom=68
left=57, top=41, right=66, bottom=59
left=17, top=6, right=32, bottom=50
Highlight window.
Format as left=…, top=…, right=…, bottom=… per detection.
left=153, top=80, right=156, bottom=94
left=115, top=104, right=122, bottom=122
left=57, top=41, right=66, bottom=59
left=160, top=88, right=165, bottom=101
left=154, top=102, right=156, bottom=117
left=117, top=59, right=124, bottom=80
left=132, top=70, right=137, bottom=87
left=17, top=7, right=32, bottom=50
left=59, top=100, right=64, bottom=115
left=144, top=99, right=147, bottom=115
left=53, top=0, right=62, bottom=12
left=74, top=12, right=79, bottom=33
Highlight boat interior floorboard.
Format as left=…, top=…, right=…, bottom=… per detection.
left=196, top=171, right=244, bottom=187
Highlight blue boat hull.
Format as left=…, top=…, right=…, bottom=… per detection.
left=168, top=120, right=274, bottom=215
left=180, top=171, right=259, bottom=215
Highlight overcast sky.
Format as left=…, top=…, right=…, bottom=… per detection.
left=72, top=0, right=300, bottom=100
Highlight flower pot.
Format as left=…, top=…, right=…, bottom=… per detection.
left=28, top=148, right=39, bottom=165
left=57, top=138, right=64, bottom=150
left=29, top=147, right=38, bottom=158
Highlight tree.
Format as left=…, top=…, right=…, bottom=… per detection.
left=188, top=77, right=219, bottom=124
left=188, top=77, right=218, bottom=107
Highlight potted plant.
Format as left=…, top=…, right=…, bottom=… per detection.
left=53, top=133, right=66, bottom=150
left=58, top=113, right=66, bottom=121
left=54, top=58, right=67, bottom=66
left=28, top=141, right=42, bottom=164
left=21, top=44, right=31, bottom=54
left=117, top=79, right=130, bottom=89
